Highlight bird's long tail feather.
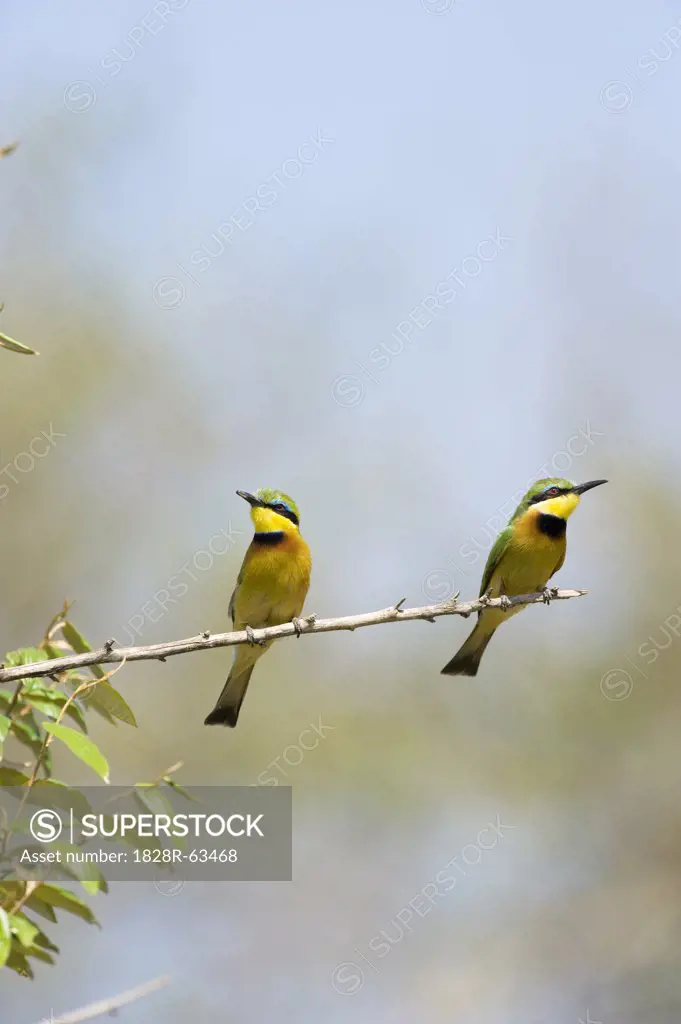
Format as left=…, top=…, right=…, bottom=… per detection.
left=204, top=661, right=256, bottom=727
left=440, top=622, right=494, bottom=677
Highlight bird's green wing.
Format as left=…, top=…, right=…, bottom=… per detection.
left=229, top=556, right=247, bottom=624
left=550, top=547, right=565, bottom=579
left=479, top=525, right=513, bottom=596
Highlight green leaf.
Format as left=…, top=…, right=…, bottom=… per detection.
left=33, top=929, right=59, bottom=953
left=4, top=647, right=46, bottom=667
left=62, top=623, right=105, bottom=679
left=43, top=723, right=109, bottom=782
left=83, top=682, right=136, bottom=727
left=134, top=786, right=173, bottom=817
left=53, top=850, right=108, bottom=895
left=61, top=622, right=91, bottom=654
left=22, top=695, right=61, bottom=719
left=0, top=882, right=23, bottom=900
left=34, top=884, right=98, bottom=926
left=101, top=816, right=162, bottom=855
left=27, top=781, right=93, bottom=820
left=63, top=678, right=116, bottom=725
left=0, top=713, right=9, bottom=758
left=0, top=331, right=37, bottom=355
left=79, top=878, right=103, bottom=896
left=0, top=907, right=10, bottom=968
left=164, top=777, right=199, bottom=802
left=42, top=643, right=66, bottom=660
left=25, top=943, right=55, bottom=964
left=23, top=689, right=87, bottom=732
left=9, top=913, right=39, bottom=949
left=5, top=946, right=33, bottom=977
left=10, top=718, right=44, bottom=763
left=0, top=767, right=29, bottom=785
left=23, top=895, right=57, bottom=924
left=11, top=712, right=41, bottom=740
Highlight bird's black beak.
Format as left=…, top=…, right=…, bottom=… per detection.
left=236, top=490, right=264, bottom=508
left=572, top=479, right=608, bottom=495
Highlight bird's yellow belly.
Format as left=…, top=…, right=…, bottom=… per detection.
left=482, top=533, right=564, bottom=632
left=233, top=545, right=310, bottom=629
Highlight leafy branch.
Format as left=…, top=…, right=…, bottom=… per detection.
left=0, top=605, right=181, bottom=979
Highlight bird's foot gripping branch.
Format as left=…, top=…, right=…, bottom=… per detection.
left=0, top=590, right=587, bottom=685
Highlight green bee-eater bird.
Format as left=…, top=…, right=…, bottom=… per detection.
left=441, top=477, right=607, bottom=676
left=204, top=488, right=311, bottom=727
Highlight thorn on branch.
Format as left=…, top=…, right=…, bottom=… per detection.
left=0, top=589, right=587, bottom=683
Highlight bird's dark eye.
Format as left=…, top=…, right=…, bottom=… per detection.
left=273, top=503, right=286, bottom=512
left=546, top=487, right=560, bottom=497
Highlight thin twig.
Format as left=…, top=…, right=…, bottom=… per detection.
left=9, top=879, right=40, bottom=916
left=6, top=681, right=26, bottom=718
left=0, top=589, right=587, bottom=683
left=33, top=974, right=171, bottom=1024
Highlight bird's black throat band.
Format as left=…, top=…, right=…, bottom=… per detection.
left=253, top=531, right=286, bottom=545
left=537, top=514, right=567, bottom=538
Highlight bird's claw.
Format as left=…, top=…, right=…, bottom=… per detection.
left=542, top=587, right=558, bottom=605
left=292, top=614, right=316, bottom=637
left=498, top=595, right=512, bottom=612
left=245, top=625, right=266, bottom=646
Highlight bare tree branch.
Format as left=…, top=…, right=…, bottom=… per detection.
left=34, top=974, right=170, bottom=1023
left=0, top=589, right=586, bottom=684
